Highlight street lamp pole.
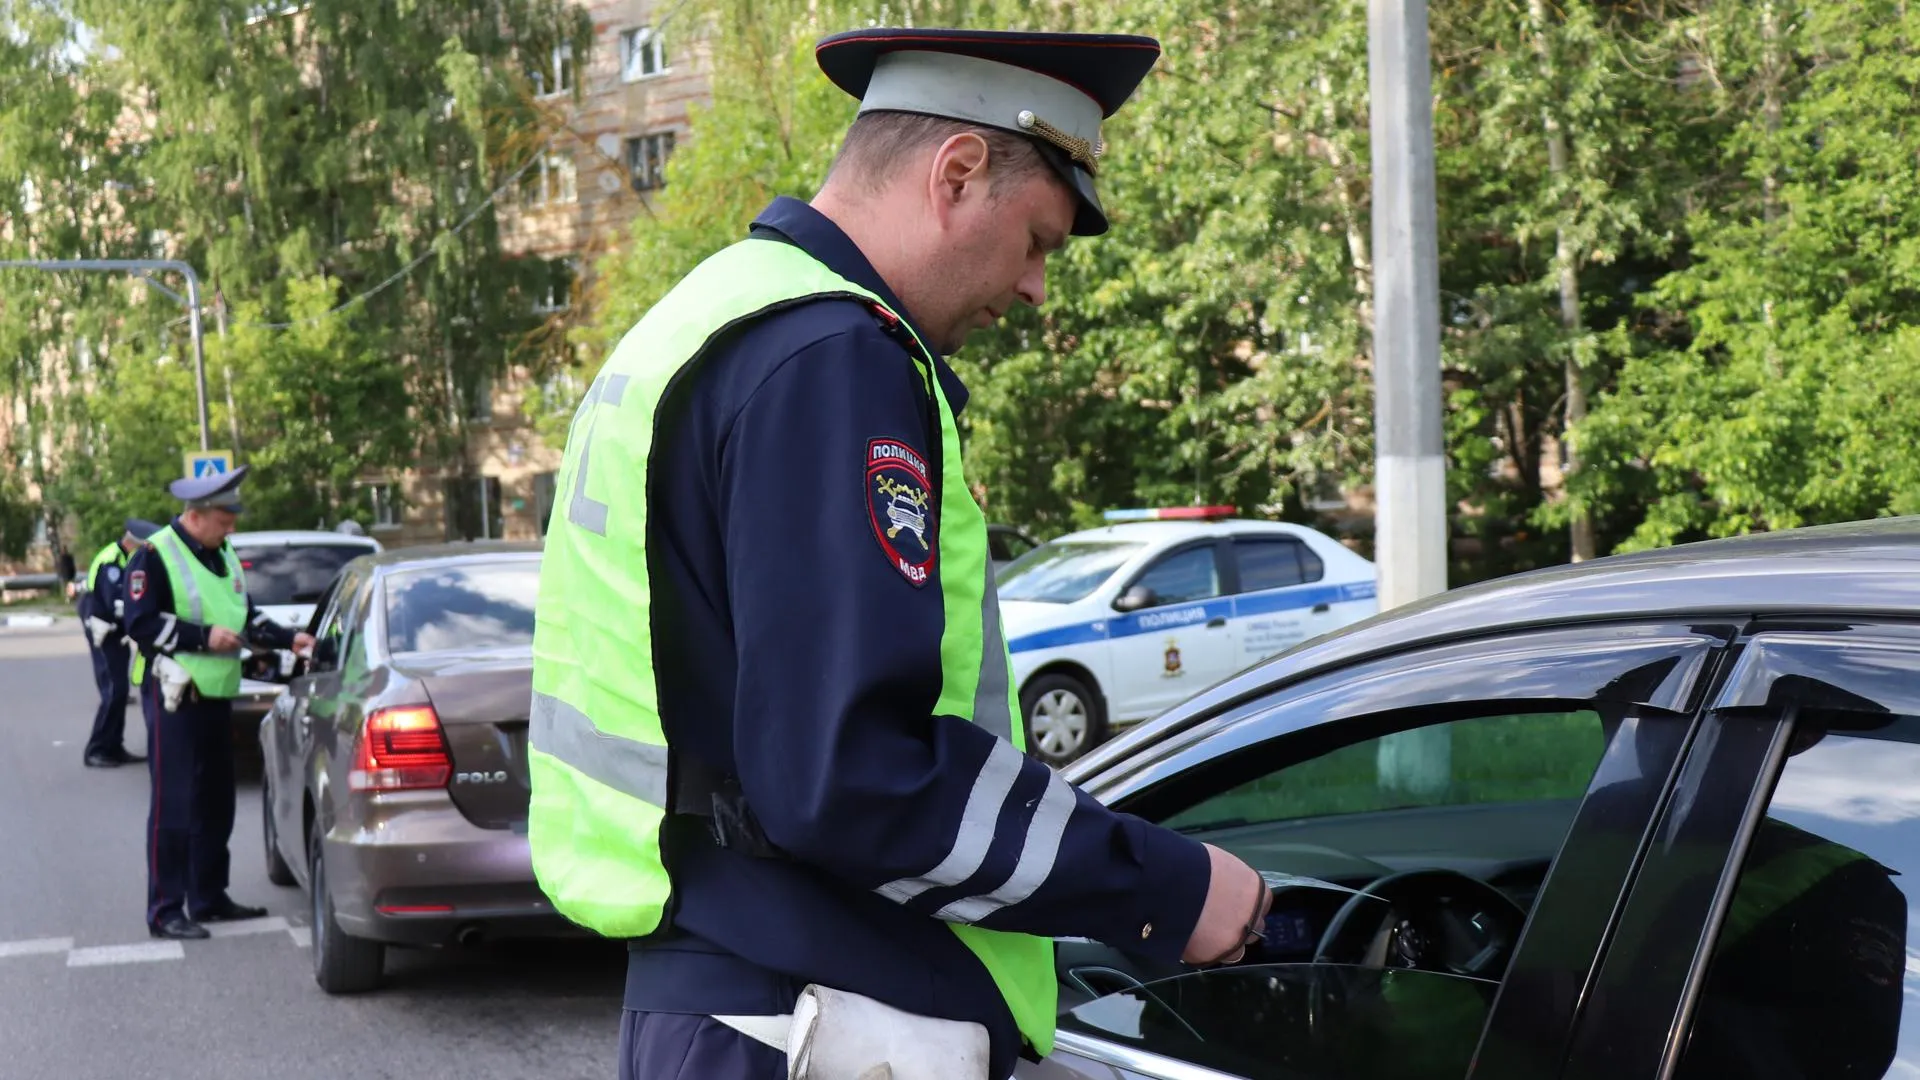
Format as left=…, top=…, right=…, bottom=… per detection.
left=0, top=258, right=213, bottom=451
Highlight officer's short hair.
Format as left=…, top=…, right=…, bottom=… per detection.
left=829, top=110, right=1052, bottom=197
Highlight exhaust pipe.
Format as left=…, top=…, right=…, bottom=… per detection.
left=454, top=924, right=485, bottom=948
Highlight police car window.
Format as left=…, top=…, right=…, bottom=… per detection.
left=997, top=541, right=1142, bottom=604
left=1132, top=546, right=1220, bottom=607
left=1674, top=713, right=1920, bottom=1080
left=1234, top=538, right=1325, bottom=592
left=385, top=560, right=540, bottom=654
left=238, top=543, right=368, bottom=606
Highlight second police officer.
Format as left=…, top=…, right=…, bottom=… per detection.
left=124, top=465, right=315, bottom=940
left=529, top=27, right=1274, bottom=1080
left=79, top=518, right=160, bottom=768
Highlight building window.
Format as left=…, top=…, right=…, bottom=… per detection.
left=364, top=483, right=401, bottom=530
left=445, top=476, right=505, bottom=541
left=465, top=371, right=494, bottom=424
left=626, top=132, right=675, bottom=192
left=531, top=472, right=558, bottom=537
left=534, top=258, right=580, bottom=315
left=620, top=26, right=666, bottom=81
left=532, top=42, right=574, bottom=97
left=520, top=151, right=576, bottom=208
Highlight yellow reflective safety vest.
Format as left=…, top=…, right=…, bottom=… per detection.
left=528, top=237, right=1057, bottom=1056
left=85, top=541, right=127, bottom=599
left=132, top=525, right=248, bottom=698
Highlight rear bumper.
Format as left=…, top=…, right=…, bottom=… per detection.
left=322, top=795, right=583, bottom=946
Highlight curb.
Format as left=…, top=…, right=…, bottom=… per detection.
left=1, top=614, right=59, bottom=629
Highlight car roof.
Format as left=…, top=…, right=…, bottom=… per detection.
left=1046, top=518, right=1332, bottom=546
left=361, top=541, right=543, bottom=571
left=229, top=530, right=382, bottom=547
left=1075, top=516, right=1920, bottom=777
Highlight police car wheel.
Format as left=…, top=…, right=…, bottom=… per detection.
left=310, top=826, right=384, bottom=994
left=262, top=779, right=296, bottom=887
left=1020, top=673, right=1106, bottom=767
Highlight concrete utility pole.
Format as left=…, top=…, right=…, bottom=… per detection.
left=0, top=259, right=213, bottom=451
left=1368, top=0, right=1451, bottom=793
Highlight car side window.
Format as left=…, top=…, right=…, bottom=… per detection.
left=1061, top=707, right=1617, bottom=1080
left=1672, top=712, right=1919, bottom=1079
left=1234, top=538, right=1324, bottom=592
left=1131, top=546, right=1221, bottom=607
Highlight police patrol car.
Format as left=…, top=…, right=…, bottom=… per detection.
left=997, top=507, right=1377, bottom=765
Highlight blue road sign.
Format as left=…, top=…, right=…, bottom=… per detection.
left=184, top=450, right=234, bottom=479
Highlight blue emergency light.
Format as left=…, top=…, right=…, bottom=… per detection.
left=1102, top=505, right=1237, bottom=523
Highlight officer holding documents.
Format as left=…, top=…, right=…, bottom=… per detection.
left=124, top=465, right=315, bottom=940
left=529, top=27, right=1273, bottom=1080
left=79, top=518, right=160, bottom=768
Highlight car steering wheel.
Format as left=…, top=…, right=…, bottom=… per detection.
left=1311, top=868, right=1528, bottom=979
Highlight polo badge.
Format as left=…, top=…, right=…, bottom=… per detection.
left=867, top=438, right=935, bottom=587
left=129, top=570, right=147, bottom=602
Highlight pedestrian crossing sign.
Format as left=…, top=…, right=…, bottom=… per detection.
left=185, top=450, right=234, bottom=480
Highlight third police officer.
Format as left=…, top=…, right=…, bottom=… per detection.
left=124, top=465, right=314, bottom=940
left=530, top=27, right=1273, bottom=1080
left=79, top=518, right=159, bottom=768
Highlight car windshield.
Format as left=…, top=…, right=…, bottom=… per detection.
left=236, top=543, right=371, bottom=606
left=997, top=540, right=1143, bottom=603
left=385, top=560, right=541, bottom=654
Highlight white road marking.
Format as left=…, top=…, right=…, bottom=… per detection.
left=204, top=916, right=289, bottom=939
left=288, top=926, right=312, bottom=949
left=67, top=942, right=184, bottom=967
left=0, top=937, right=73, bottom=960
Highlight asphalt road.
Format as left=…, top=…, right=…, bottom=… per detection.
left=0, top=619, right=627, bottom=1080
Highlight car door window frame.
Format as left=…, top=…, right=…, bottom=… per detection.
left=1228, top=536, right=1324, bottom=595
left=1057, top=621, right=1734, bottom=1080
left=1119, top=539, right=1231, bottom=610
left=1575, top=622, right=1920, bottom=1080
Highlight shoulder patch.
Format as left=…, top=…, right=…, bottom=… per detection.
left=867, top=438, right=935, bottom=587
left=128, top=570, right=146, bottom=602
left=106, top=566, right=121, bottom=583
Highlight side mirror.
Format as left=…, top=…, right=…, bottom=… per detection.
left=1113, top=585, right=1156, bottom=613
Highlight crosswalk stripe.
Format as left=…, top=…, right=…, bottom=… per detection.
left=205, top=916, right=290, bottom=939
left=67, top=942, right=184, bottom=967
left=0, top=937, right=73, bottom=960
left=288, top=926, right=312, bottom=949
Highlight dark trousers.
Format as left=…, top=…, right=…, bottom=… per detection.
left=619, top=1012, right=787, bottom=1080
left=141, top=679, right=237, bottom=927
left=85, top=637, right=132, bottom=758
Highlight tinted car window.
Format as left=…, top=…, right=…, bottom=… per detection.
left=238, top=543, right=370, bottom=606
left=1133, top=546, right=1220, bottom=607
left=998, top=541, right=1143, bottom=603
left=385, top=560, right=540, bottom=654
left=1235, top=537, right=1325, bottom=592
left=1063, top=964, right=1497, bottom=1080
left=1674, top=715, right=1919, bottom=1079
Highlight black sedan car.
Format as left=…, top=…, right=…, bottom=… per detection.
left=1016, top=518, right=1918, bottom=1079
left=259, top=543, right=576, bottom=993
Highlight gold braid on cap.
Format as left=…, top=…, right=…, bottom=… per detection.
left=1016, top=110, right=1104, bottom=175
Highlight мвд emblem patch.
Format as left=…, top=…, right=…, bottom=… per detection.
left=867, top=438, right=934, bottom=587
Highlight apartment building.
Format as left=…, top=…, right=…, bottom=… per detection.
left=364, top=0, right=708, bottom=549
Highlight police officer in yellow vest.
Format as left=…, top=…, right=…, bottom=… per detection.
left=531, top=28, right=1273, bottom=1080
left=79, top=518, right=161, bottom=768
left=124, top=465, right=316, bottom=940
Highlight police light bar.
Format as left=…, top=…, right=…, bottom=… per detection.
left=1102, top=506, right=1237, bottom=522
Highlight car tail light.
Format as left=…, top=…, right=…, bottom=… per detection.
left=349, top=705, right=452, bottom=792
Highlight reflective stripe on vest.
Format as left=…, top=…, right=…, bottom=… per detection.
left=528, top=237, right=1057, bottom=1058
left=147, top=525, right=248, bottom=699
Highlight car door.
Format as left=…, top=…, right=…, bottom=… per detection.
left=1563, top=621, right=1920, bottom=1080
left=301, top=571, right=375, bottom=788
left=269, top=574, right=347, bottom=882
left=1107, top=542, right=1236, bottom=722
left=1225, top=535, right=1336, bottom=666
left=1022, top=620, right=1735, bottom=1080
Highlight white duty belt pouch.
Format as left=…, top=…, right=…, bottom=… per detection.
left=715, top=984, right=992, bottom=1080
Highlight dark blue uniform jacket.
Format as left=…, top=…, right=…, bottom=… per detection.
left=124, top=518, right=297, bottom=665
left=627, top=197, right=1211, bottom=1076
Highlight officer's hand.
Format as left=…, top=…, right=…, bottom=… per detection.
left=292, top=632, right=316, bottom=658
left=1181, top=843, right=1272, bottom=967
left=208, top=626, right=245, bottom=653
